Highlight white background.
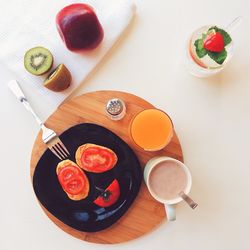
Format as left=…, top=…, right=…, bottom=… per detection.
left=1, top=0, right=250, bottom=249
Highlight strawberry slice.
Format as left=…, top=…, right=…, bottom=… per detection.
left=204, top=32, right=224, bottom=52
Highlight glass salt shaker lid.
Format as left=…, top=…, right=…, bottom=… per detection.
left=105, top=98, right=126, bottom=120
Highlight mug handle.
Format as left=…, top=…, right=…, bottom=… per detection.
left=164, top=204, right=176, bottom=221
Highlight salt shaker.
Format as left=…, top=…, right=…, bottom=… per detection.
left=105, top=98, right=126, bottom=121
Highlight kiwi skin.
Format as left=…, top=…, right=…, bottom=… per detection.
left=24, top=46, right=53, bottom=76
left=44, top=64, right=72, bottom=92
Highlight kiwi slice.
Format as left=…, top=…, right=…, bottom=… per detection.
left=44, top=64, right=71, bottom=92
left=24, top=47, right=53, bottom=75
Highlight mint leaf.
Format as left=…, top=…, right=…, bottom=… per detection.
left=208, top=26, right=232, bottom=46
left=208, top=26, right=219, bottom=32
left=196, top=47, right=207, bottom=58
left=202, top=33, right=207, bottom=40
left=218, top=29, right=232, bottom=46
left=207, top=49, right=227, bottom=65
left=194, top=39, right=207, bottom=58
left=207, top=29, right=216, bottom=35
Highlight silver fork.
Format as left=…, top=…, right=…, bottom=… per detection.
left=8, top=80, right=70, bottom=160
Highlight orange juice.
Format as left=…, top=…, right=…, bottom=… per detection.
left=130, top=109, right=173, bottom=151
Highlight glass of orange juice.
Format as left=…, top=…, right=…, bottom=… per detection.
left=130, top=109, right=173, bottom=151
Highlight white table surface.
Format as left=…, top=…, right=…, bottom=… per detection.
left=1, top=0, right=250, bottom=249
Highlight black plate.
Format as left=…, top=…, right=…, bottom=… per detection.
left=33, top=123, right=142, bottom=232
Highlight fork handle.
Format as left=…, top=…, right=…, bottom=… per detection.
left=8, top=80, right=44, bottom=127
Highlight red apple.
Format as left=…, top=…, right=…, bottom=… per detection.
left=56, top=3, right=104, bottom=52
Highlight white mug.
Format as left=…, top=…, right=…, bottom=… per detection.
left=144, top=156, right=192, bottom=221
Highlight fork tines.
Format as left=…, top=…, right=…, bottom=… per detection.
left=48, top=138, right=70, bottom=160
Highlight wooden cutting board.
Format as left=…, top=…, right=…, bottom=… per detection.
left=30, top=90, right=183, bottom=244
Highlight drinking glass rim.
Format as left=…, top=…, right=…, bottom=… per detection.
left=129, top=108, right=174, bottom=151
left=187, top=25, right=234, bottom=72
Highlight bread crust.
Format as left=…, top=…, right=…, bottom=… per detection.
left=75, top=143, right=118, bottom=173
left=56, top=159, right=89, bottom=201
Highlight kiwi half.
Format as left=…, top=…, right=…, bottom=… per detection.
left=44, top=64, right=71, bottom=92
left=24, top=47, right=53, bottom=75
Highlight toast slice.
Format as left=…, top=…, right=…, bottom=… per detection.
left=75, top=143, right=118, bottom=173
left=56, top=159, right=89, bottom=201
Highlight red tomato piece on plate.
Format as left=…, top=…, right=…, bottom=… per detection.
left=94, top=179, right=120, bottom=207
left=58, top=165, right=86, bottom=195
left=76, top=144, right=118, bottom=173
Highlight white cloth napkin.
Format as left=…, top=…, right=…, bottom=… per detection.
left=0, top=0, right=136, bottom=119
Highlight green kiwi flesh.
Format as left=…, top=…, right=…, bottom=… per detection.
left=24, top=47, right=53, bottom=75
left=44, top=64, right=71, bottom=92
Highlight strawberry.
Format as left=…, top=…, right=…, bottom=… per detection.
left=204, top=32, right=224, bottom=52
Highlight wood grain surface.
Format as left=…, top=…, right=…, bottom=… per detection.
left=30, top=91, right=183, bottom=244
